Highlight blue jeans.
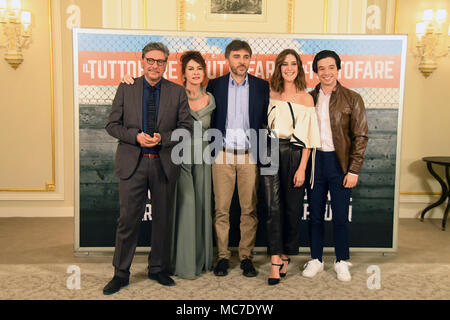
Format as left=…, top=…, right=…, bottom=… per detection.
left=306, top=151, right=351, bottom=261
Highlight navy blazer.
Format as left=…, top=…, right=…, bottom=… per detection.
left=206, top=73, right=270, bottom=143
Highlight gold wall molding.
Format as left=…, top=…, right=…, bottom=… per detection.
left=322, top=0, right=398, bottom=35
left=177, top=0, right=185, bottom=31
left=394, top=0, right=398, bottom=33
left=143, top=0, right=147, bottom=29
left=0, top=0, right=56, bottom=192
left=287, top=0, right=294, bottom=33
left=323, top=0, right=328, bottom=33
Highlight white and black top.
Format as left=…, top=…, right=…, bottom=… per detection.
left=267, top=98, right=321, bottom=149
left=267, top=98, right=322, bottom=188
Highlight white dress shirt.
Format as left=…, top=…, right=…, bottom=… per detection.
left=316, top=89, right=335, bottom=151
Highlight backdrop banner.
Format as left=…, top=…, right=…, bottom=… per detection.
left=73, top=29, right=407, bottom=253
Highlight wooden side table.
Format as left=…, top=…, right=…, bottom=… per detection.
left=420, top=157, right=450, bottom=231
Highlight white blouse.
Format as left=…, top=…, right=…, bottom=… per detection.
left=267, top=98, right=321, bottom=149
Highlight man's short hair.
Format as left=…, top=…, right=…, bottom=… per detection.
left=312, top=50, right=341, bottom=73
left=225, top=40, right=252, bottom=59
left=142, top=42, right=170, bottom=60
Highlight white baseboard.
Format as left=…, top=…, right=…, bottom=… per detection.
left=399, top=205, right=446, bottom=219
left=399, top=194, right=447, bottom=219
left=0, top=195, right=446, bottom=219
left=0, top=207, right=74, bottom=217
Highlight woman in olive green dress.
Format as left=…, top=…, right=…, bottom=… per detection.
left=171, top=51, right=216, bottom=279
left=122, top=51, right=215, bottom=279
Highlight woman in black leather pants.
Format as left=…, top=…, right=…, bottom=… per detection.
left=262, top=49, right=321, bottom=285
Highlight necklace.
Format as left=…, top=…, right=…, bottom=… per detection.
left=186, top=87, right=204, bottom=101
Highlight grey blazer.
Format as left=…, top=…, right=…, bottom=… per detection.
left=106, top=76, right=193, bottom=182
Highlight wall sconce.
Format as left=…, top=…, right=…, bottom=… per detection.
left=0, top=0, right=32, bottom=69
left=415, top=9, right=450, bottom=78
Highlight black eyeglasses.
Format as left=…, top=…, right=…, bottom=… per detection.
left=145, top=57, right=167, bottom=66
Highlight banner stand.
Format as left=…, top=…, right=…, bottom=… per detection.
left=74, top=28, right=407, bottom=254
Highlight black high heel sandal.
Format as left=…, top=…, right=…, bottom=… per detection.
left=280, top=258, right=291, bottom=278
left=268, top=263, right=283, bottom=286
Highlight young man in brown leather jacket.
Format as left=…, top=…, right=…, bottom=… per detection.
left=302, top=50, right=368, bottom=282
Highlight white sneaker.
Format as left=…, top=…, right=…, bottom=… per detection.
left=302, top=259, right=324, bottom=278
left=334, top=260, right=353, bottom=282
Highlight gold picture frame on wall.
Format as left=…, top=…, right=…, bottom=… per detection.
left=178, top=0, right=294, bottom=33
left=206, top=0, right=267, bottom=22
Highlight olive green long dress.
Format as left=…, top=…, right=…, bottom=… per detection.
left=171, top=92, right=216, bottom=279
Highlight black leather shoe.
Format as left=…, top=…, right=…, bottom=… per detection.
left=241, top=259, right=258, bottom=277
left=213, top=258, right=229, bottom=276
left=103, top=276, right=129, bottom=295
left=148, top=271, right=176, bottom=286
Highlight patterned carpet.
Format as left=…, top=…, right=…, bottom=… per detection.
left=2, top=255, right=449, bottom=300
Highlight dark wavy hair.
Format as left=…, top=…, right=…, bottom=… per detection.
left=180, top=50, right=207, bottom=86
left=270, top=49, right=306, bottom=93
left=312, top=50, right=341, bottom=73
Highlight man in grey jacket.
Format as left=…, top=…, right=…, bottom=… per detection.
left=103, top=42, right=193, bottom=294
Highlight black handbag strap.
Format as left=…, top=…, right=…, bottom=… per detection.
left=287, top=102, right=295, bottom=129
left=287, top=102, right=305, bottom=148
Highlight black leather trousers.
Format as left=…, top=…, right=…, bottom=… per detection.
left=261, top=139, right=305, bottom=256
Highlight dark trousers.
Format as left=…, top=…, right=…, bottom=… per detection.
left=306, top=151, right=351, bottom=261
left=113, top=156, right=175, bottom=279
left=261, top=140, right=305, bottom=256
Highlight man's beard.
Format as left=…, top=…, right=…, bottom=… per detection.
left=230, top=64, right=248, bottom=76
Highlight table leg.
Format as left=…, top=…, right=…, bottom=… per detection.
left=442, top=166, right=450, bottom=231
left=420, top=163, right=449, bottom=222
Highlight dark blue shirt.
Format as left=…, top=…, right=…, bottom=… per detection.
left=142, top=77, right=161, bottom=154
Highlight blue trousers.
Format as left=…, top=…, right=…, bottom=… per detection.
left=306, top=151, right=351, bottom=261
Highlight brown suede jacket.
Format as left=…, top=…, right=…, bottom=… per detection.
left=309, top=81, right=369, bottom=175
